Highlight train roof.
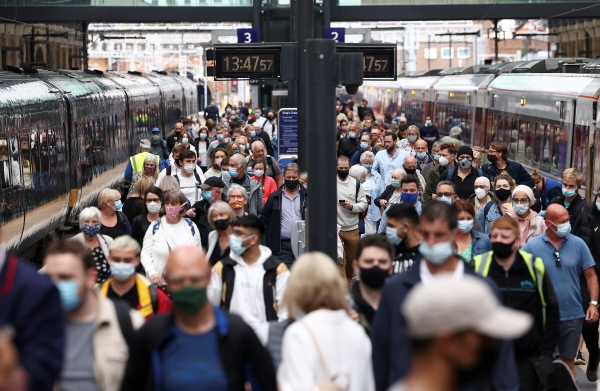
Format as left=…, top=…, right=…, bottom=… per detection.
left=432, top=74, right=495, bottom=91
left=510, top=58, right=590, bottom=74
left=396, top=76, right=440, bottom=90
left=438, top=65, right=490, bottom=76
left=488, top=73, right=600, bottom=97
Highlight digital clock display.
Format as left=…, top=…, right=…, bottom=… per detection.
left=337, top=45, right=397, bottom=80
left=215, top=48, right=281, bottom=79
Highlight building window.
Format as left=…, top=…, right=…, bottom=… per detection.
left=457, top=47, right=470, bottom=59
left=424, top=48, right=437, bottom=59
left=441, top=48, right=453, bottom=59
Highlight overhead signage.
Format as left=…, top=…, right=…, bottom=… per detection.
left=336, top=44, right=397, bottom=80
left=324, top=27, right=345, bottom=43
left=214, top=46, right=282, bottom=79
left=278, top=108, right=298, bottom=155
left=237, top=28, right=258, bottom=43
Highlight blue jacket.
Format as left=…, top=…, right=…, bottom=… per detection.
left=350, top=146, right=378, bottom=167
left=459, top=230, right=493, bottom=264
left=476, top=201, right=504, bottom=235
left=371, top=258, right=519, bottom=391
left=418, top=124, right=439, bottom=141
left=260, top=186, right=308, bottom=254
left=0, top=253, right=65, bottom=391
left=540, top=178, right=562, bottom=208
left=481, top=160, right=534, bottom=188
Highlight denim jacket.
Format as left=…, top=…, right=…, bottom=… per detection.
left=476, top=201, right=504, bottom=235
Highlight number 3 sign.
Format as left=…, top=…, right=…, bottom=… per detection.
left=237, top=28, right=258, bottom=44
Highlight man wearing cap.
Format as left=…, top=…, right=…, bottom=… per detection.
left=371, top=201, right=519, bottom=391
left=124, top=139, right=161, bottom=182
left=473, top=216, right=559, bottom=391
left=389, top=275, right=532, bottom=391
left=150, top=127, right=169, bottom=161
left=188, top=177, right=226, bottom=251
left=437, top=145, right=483, bottom=201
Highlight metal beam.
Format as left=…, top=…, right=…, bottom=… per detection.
left=332, top=3, right=600, bottom=21
left=0, top=6, right=253, bottom=22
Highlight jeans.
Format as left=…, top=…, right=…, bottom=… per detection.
left=338, top=228, right=359, bottom=283
left=275, top=240, right=296, bottom=270
left=517, top=358, right=540, bottom=391
left=581, top=275, right=599, bottom=364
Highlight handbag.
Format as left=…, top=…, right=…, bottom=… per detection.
left=302, top=322, right=349, bottom=391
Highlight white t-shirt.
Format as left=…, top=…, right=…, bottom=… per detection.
left=198, top=142, right=208, bottom=167
left=177, top=168, right=206, bottom=204
left=164, top=220, right=195, bottom=249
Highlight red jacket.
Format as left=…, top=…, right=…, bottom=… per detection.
left=254, top=174, right=278, bottom=204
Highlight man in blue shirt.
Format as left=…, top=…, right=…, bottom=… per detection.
left=522, top=204, right=599, bottom=376
left=373, top=131, right=408, bottom=184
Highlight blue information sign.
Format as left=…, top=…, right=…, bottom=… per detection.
left=237, top=28, right=259, bottom=43
left=324, top=27, right=345, bottom=43
left=278, top=108, right=298, bottom=155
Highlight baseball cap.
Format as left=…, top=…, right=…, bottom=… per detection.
left=151, top=127, right=161, bottom=133
left=402, top=274, right=533, bottom=340
left=199, top=177, right=225, bottom=189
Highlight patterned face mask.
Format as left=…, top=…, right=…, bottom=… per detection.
left=229, top=198, right=245, bottom=210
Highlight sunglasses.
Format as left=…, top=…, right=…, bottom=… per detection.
left=554, top=251, right=561, bottom=268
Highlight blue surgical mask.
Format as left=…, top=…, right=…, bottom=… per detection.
left=438, top=196, right=453, bottom=205
left=562, top=187, right=577, bottom=198
left=250, top=131, right=257, bottom=137
left=182, top=137, right=189, bottom=145
left=385, top=226, right=402, bottom=245
left=221, top=170, right=231, bottom=180
left=360, top=142, right=369, bottom=150
left=226, top=108, right=231, bottom=113
left=247, top=167, right=254, bottom=176
left=457, top=220, right=473, bottom=233
left=513, top=204, right=529, bottom=216
left=363, top=163, right=373, bottom=170
left=202, top=190, right=214, bottom=202
left=254, top=112, right=261, bottom=118
left=230, top=234, right=254, bottom=255
left=596, top=201, right=600, bottom=212
left=228, top=167, right=238, bottom=177
left=552, top=222, right=571, bottom=238
left=200, top=133, right=207, bottom=140
left=401, top=192, right=418, bottom=205
left=433, top=154, right=440, bottom=162
left=391, top=179, right=400, bottom=188
left=113, top=200, right=122, bottom=211
left=426, top=120, right=432, bottom=126
left=419, top=240, right=454, bottom=265
left=416, top=152, right=427, bottom=160
left=55, top=280, right=81, bottom=313
left=109, top=262, right=136, bottom=282
left=192, top=118, right=197, bottom=123
left=82, top=223, right=100, bottom=238
left=217, top=134, right=224, bottom=140
left=348, top=132, right=356, bottom=139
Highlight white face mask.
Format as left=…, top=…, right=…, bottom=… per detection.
left=183, top=164, right=196, bottom=174
left=474, top=188, right=487, bottom=199
left=254, top=169, right=264, bottom=178
left=146, top=201, right=161, bottom=214
left=439, top=156, right=449, bottom=167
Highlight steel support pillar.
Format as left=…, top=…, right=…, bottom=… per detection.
left=296, top=0, right=313, bottom=170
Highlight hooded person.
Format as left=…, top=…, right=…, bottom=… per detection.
left=505, top=185, right=546, bottom=249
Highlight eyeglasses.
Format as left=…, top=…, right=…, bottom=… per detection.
left=436, top=192, right=454, bottom=198
left=474, top=185, right=486, bottom=190
left=512, top=198, right=530, bottom=205
left=554, top=251, right=561, bottom=268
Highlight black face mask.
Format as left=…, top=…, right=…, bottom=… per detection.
left=487, top=154, right=498, bottom=163
left=337, top=169, right=349, bottom=179
left=214, top=219, right=230, bottom=231
left=495, top=188, right=512, bottom=201
left=404, top=168, right=416, bottom=175
left=284, top=179, right=299, bottom=191
left=359, top=266, right=389, bottom=289
left=492, top=241, right=515, bottom=258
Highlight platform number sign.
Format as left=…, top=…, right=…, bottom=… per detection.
left=324, top=28, right=345, bottom=43
left=237, top=28, right=258, bottom=44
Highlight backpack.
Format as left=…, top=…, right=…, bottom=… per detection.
left=112, top=299, right=135, bottom=346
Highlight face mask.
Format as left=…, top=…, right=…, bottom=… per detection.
left=226, top=108, right=231, bottom=113
left=239, top=144, right=246, bottom=151
left=202, top=190, right=214, bottom=202
left=348, top=132, right=356, bottom=139
left=492, top=241, right=515, bottom=258
left=233, top=148, right=240, bottom=155
left=200, top=133, right=207, bottom=140
left=285, top=179, right=299, bottom=191
left=230, top=234, right=254, bottom=255
left=169, top=286, right=207, bottom=315
left=487, top=154, right=498, bottom=163
left=404, top=168, right=416, bottom=175
left=56, top=280, right=81, bottom=313
left=175, top=129, right=182, bottom=134
left=360, top=142, right=369, bottom=150
left=416, top=152, right=427, bottom=160
left=229, top=198, right=245, bottom=210
left=228, top=167, right=238, bottom=177
left=230, top=116, right=237, bottom=121
left=82, top=223, right=100, bottom=238
left=385, top=226, right=402, bottom=245
left=268, top=114, right=274, bottom=120
left=165, top=205, right=182, bottom=219
left=210, top=102, right=215, bottom=106
left=438, top=196, right=453, bottom=205
left=457, top=219, right=473, bottom=233
left=184, top=164, right=196, bottom=174
left=181, top=138, right=189, bottom=145
left=250, top=130, right=257, bottom=137
left=551, top=222, right=571, bottom=237
left=425, top=120, right=432, bottom=126
left=433, top=154, right=440, bottom=162
left=360, top=266, right=389, bottom=289
left=246, top=167, right=254, bottom=176
left=474, top=188, right=487, bottom=199
left=113, top=200, right=122, bottom=211
left=221, top=170, right=231, bottom=180
left=391, top=179, right=400, bottom=188
left=151, top=135, right=160, bottom=141
left=363, top=164, right=373, bottom=170
left=495, top=188, right=511, bottom=201
left=401, top=192, right=418, bottom=204
left=513, top=204, right=529, bottom=216
left=419, top=240, right=453, bottom=265
left=215, top=159, right=223, bottom=168
left=254, top=112, right=261, bottom=118
left=341, top=126, right=348, bottom=131
left=213, top=219, right=230, bottom=231
left=408, top=135, right=417, bottom=143
left=562, top=188, right=577, bottom=198
left=439, top=156, right=449, bottom=167
left=109, top=262, right=136, bottom=282
left=144, top=166, right=155, bottom=176
left=192, top=118, right=197, bottom=123
left=217, top=134, right=224, bottom=140
left=337, top=169, right=349, bottom=180
left=254, top=169, right=264, bottom=178
left=461, top=122, right=466, bottom=127
left=146, top=201, right=161, bottom=214
left=596, top=201, right=600, bottom=212
left=458, top=158, right=472, bottom=170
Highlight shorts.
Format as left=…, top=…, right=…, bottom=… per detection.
left=557, top=318, right=584, bottom=359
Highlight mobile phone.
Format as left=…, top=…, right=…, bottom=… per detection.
left=339, top=199, right=345, bottom=203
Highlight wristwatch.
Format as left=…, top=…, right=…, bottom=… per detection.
left=590, top=301, right=599, bottom=308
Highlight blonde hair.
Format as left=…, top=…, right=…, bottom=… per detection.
left=494, top=171, right=516, bottom=190
left=131, top=176, right=155, bottom=199
left=160, top=176, right=180, bottom=193
left=282, top=252, right=349, bottom=319
left=299, top=171, right=308, bottom=186
left=207, top=201, right=236, bottom=230
left=109, top=235, right=141, bottom=255
left=143, top=155, right=159, bottom=182
left=407, top=125, right=421, bottom=140
left=98, top=188, right=121, bottom=209
left=562, top=168, right=583, bottom=186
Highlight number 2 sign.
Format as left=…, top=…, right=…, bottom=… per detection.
left=237, top=28, right=258, bottom=44
left=324, top=28, right=345, bottom=43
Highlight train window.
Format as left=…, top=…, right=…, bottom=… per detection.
left=0, top=137, right=11, bottom=190
left=552, top=126, right=563, bottom=173
left=523, top=121, right=532, bottom=162
left=503, top=117, right=511, bottom=149
left=533, top=123, right=542, bottom=165
left=572, top=123, right=589, bottom=176
left=489, top=114, right=496, bottom=143
left=464, top=109, right=471, bottom=143
left=497, top=116, right=503, bottom=142
left=542, top=124, right=551, bottom=171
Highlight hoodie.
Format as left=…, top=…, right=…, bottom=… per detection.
left=505, top=209, right=546, bottom=249
left=208, top=245, right=290, bottom=330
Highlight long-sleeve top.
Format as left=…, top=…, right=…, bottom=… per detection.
left=336, top=176, right=368, bottom=231
left=373, top=148, right=408, bottom=184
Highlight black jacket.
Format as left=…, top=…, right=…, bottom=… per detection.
left=350, top=283, right=376, bottom=336
left=486, top=252, right=560, bottom=359
left=481, top=160, right=535, bottom=188
left=550, top=193, right=586, bottom=226
left=190, top=199, right=211, bottom=250
left=253, top=130, right=274, bottom=156
left=573, top=201, right=600, bottom=274
left=120, top=308, right=277, bottom=391
left=374, top=184, right=397, bottom=206
left=340, top=137, right=360, bottom=160
left=438, top=166, right=480, bottom=201
left=260, top=186, right=308, bottom=254
left=204, top=105, right=220, bottom=122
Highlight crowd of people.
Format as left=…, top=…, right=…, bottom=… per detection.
left=0, top=97, right=599, bottom=391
